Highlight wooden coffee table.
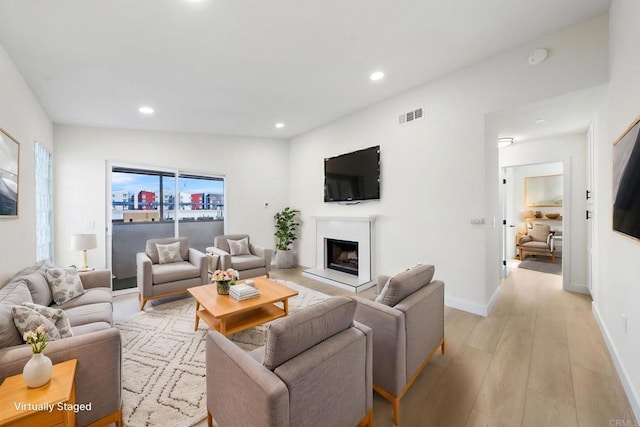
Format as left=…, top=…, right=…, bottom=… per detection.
left=187, top=276, right=298, bottom=336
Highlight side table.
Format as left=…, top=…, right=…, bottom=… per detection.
left=0, top=358, right=77, bottom=427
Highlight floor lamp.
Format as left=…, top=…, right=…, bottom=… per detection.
left=70, top=233, right=97, bottom=272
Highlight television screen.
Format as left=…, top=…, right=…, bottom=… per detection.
left=324, top=146, right=380, bottom=202
left=613, top=115, right=640, bottom=240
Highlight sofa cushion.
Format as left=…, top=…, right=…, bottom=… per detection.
left=521, top=241, right=550, bottom=250
left=375, top=264, right=435, bottom=307
left=70, top=321, right=112, bottom=336
left=22, top=302, right=73, bottom=338
left=46, top=267, right=86, bottom=305
left=8, top=260, right=53, bottom=283
left=146, top=237, right=189, bottom=264
left=228, top=237, right=250, bottom=256
left=64, top=303, right=113, bottom=327
left=12, top=305, right=62, bottom=342
left=156, top=241, right=184, bottom=264
left=56, top=287, right=112, bottom=310
left=263, top=296, right=356, bottom=370
left=21, top=272, right=54, bottom=306
left=230, top=254, right=266, bottom=271
left=152, top=261, right=200, bottom=285
left=0, top=281, right=33, bottom=348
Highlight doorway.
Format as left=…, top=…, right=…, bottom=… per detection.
left=502, top=162, right=565, bottom=281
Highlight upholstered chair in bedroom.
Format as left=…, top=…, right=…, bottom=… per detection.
left=136, top=237, right=207, bottom=310
left=519, top=223, right=555, bottom=262
left=205, top=297, right=373, bottom=427
left=353, top=264, right=445, bottom=426
left=206, top=234, right=273, bottom=279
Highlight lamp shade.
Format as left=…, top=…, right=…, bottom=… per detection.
left=70, top=234, right=97, bottom=251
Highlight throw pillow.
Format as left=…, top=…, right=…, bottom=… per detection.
left=228, top=237, right=250, bottom=256
left=22, top=302, right=73, bottom=338
left=156, top=242, right=183, bottom=264
left=21, top=272, right=54, bottom=306
left=12, top=306, right=62, bottom=342
left=374, top=278, right=392, bottom=304
left=46, top=267, right=86, bottom=305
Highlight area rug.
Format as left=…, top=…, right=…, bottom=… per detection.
left=518, top=259, right=562, bottom=275
left=115, top=280, right=330, bottom=427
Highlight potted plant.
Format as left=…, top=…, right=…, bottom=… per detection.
left=274, top=207, right=300, bottom=269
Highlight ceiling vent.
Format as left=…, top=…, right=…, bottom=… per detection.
left=399, top=107, right=423, bottom=125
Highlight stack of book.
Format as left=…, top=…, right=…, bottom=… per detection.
left=230, top=284, right=260, bottom=301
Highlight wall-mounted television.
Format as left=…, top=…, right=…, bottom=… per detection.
left=324, top=145, right=380, bottom=202
left=613, top=115, right=640, bottom=241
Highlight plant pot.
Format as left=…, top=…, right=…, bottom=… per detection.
left=275, top=250, right=295, bottom=269
left=23, top=352, right=53, bottom=388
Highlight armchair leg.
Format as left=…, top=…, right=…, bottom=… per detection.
left=441, top=338, right=446, bottom=355
left=357, top=409, right=373, bottom=427
left=207, top=411, right=213, bottom=427
left=139, top=295, right=148, bottom=311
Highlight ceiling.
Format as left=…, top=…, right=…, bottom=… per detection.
left=0, top=0, right=612, bottom=139
left=490, top=84, right=608, bottom=146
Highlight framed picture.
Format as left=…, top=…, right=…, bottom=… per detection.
left=0, top=128, right=19, bottom=218
left=613, top=115, right=640, bottom=241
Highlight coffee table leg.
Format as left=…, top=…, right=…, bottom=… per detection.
left=220, top=320, right=226, bottom=335
left=194, top=301, right=200, bottom=331
left=283, top=298, right=289, bottom=315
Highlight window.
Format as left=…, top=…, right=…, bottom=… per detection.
left=35, top=142, right=52, bottom=261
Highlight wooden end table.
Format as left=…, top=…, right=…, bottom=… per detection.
left=0, top=358, right=77, bottom=427
left=188, top=276, right=298, bottom=335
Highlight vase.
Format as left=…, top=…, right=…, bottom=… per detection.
left=216, top=280, right=231, bottom=295
left=275, top=250, right=294, bottom=269
left=23, top=352, right=53, bottom=388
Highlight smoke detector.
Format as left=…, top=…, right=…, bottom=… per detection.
left=528, top=48, right=548, bottom=66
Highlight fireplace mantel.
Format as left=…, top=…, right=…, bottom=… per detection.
left=302, top=216, right=375, bottom=292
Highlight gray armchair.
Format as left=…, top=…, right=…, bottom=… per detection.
left=136, top=237, right=207, bottom=310
left=206, top=234, right=273, bottom=279
left=354, top=264, right=445, bottom=426
left=519, top=223, right=555, bottom=262
left=206, top=297, right=373, bottom=427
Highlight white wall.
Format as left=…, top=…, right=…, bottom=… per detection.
left=591, top=0, right=640, bottom=419
left=289, top=15, right=608, bottom=315
left=53, top=125, right=289, bottom=269
left=0, top=43, right=53, bottom=284
left=499, top=134, right=588, bottom=291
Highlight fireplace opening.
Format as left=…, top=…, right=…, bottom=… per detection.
left=326, top=238, right=358, bottom=276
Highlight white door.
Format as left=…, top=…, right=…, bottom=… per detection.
left=501, top=168, right=516, bottom=278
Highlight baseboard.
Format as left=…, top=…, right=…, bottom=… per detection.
left=566, top=283, right=590, bottom=295
left=446, top=296, right=487, bottom=317
left=592, top=302, right=640, bottom=422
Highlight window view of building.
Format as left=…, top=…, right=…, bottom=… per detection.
left=111, top=167, right=225, bottom=291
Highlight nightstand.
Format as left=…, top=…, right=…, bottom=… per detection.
left=0, top=359, right=77, bottom=427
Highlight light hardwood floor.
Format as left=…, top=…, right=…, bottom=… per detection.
left=114, top=266, right=637, bottom=427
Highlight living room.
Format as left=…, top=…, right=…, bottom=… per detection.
left=1, top=0, right=639, bottom=426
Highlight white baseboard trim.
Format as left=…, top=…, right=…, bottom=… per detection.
left=445, top=292, right=496, bottom=317
left=592, top=303, right=640, bottom=423
left=566, top=283, right=590, bottom=295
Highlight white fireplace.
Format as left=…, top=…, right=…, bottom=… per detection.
left=302, top=216, right=375, bottom=292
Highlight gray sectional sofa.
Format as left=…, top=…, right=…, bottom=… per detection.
left=0, top=263, right=122, bottom=426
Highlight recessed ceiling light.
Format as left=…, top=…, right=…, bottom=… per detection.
left=370, top=71, right=385, bottom=81
left=497, top=137, right=514, bottom=148
left=275, top=122, right=285, bottom=129
left=536, top=118, right=545, bottom=124
left=139, top=106, right=154, bottom=115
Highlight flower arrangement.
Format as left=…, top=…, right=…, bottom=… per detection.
left=213, top=269, right=239, bottom=295
left=23, top=325, right=48, bottom=354
left=213, top=269, right=239, bottom=283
